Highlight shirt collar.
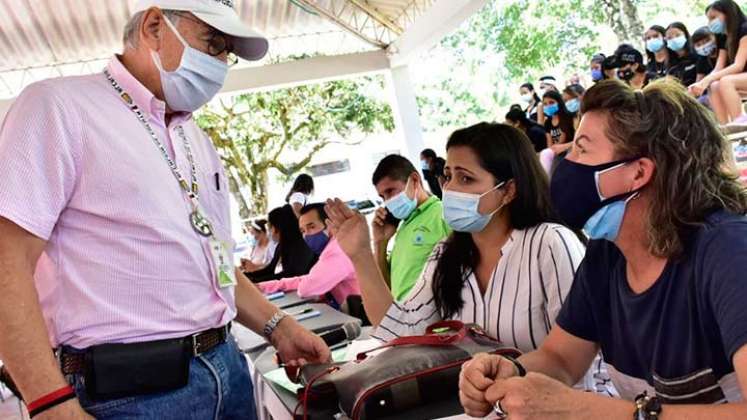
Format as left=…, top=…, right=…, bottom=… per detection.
left=404, top=195, right=438, bottom=224
left=106, top=56, right=192, bottom=126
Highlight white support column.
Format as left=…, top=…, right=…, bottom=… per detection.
left=386, top=65, right=426, bottom=168
left=0, top=99, right=12, bottom=123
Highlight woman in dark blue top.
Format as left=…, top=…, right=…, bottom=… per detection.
left=459, top=78, right=747, bottom=419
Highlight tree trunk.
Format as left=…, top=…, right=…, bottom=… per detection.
left=599, top=0, right=644, bottom=50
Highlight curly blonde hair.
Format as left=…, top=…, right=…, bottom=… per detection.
left=581, top=78, right=747, bottom=258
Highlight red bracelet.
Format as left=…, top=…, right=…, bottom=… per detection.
left=26, top=385, right=76, bottom=418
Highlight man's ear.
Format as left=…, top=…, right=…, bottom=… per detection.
left=140, top=7, right=165, bottom=52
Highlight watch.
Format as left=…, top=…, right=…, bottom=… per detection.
left=634, top=391, right=662, bottom=420
left=263, top=310, right=288, bottom=340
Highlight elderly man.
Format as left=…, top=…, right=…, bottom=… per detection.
left=0, top=1, right=329, bottom=419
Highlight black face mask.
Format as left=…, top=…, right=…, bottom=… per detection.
left=550, top=157, right=638, bottom=229
left=617, top=68, right=635, bottom=81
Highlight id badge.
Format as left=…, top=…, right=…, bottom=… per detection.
left=209, top=239, right=237, bottom=288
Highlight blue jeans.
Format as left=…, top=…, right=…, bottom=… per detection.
left=67, top=337, right=257, bottom=420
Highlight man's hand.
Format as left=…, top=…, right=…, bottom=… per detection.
left=371, top=207, right=397, bottom=245
left=35, top=398, right=93, bottom=420
left=484, top=372, right=579, bottom=420
left=459, top=354, right=521, bottom=417
left=325, top=199, right=375, bottom=260
left=271, top=317, right=331, bottom=367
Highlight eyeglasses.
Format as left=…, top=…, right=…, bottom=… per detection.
left=172, top=12, right=239, bottom=66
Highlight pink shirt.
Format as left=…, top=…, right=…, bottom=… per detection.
left=258, top=238, right=361, bottom=305
left=0, top=57, right=236, bottom=348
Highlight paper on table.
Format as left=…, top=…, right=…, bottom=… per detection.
left=263, top=347, right=350, bottom=393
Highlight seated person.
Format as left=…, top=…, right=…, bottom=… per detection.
left=665, top=22, right=699, bottom=86
left=460, top=79, right=747, bottom=418
left=326, top=122, right=588, bottom=354
left=693, top=25, right=721, bottom=106
left=370, top=155, right=451, bottom=301
left=240, top=219, right=276, bottom=272
left=505, top=106, right=548, bottom=153
left=257, top=203, right=361, bottom=309
left=420, top=148, right=446, bottom=199
left=245, top=204, right=317, bottom=283
left=690, top=0, right=747, bottom=124
left=539, top=90, right=576, bottom=175
left=615, top=44, right=648, bottom=89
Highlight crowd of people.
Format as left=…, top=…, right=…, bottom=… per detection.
left=0, top=0, right=746, bottom=419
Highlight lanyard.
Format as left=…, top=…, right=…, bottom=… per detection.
left=103, top=69, right=213, bottom=237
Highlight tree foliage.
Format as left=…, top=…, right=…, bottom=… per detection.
left=196, top=77, right=394, bottom=217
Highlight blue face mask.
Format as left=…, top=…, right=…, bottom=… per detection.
left=385, top=179, right=417, bottom=220
left=421, top=160, right=430, bottom=171
left=591, top=68, right=604, bottom=82
left=566, top=99, right=580, bottom=113
left=304, top=230, right=330, bottom=255
left=696, top=41, right=717, bottom=57
left=646, top=37, right=665, bottom=53
left=668, top=35, right=688, bottom=52
left=442, top=182, right=506, bottom=233
left=583, top=193, right=639, bottom=241
left=543, top=103, right=559, bottom=117
left=151, top=17, right=228, bottom=112
left=247, top=235, right=257, bottom=248
left=709, top=18, right=726, bottom=35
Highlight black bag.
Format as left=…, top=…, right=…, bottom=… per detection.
left=298, top=320, right=521, bottom=419
left=84, top=338, right=190, bottom=400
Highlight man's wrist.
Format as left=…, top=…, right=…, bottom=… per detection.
left=263, top=310, right=289, bottom=341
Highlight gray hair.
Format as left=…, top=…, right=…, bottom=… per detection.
left=123, top=9, right=180, bottom=50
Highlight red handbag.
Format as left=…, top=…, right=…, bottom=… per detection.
left=296, top=320, right=521, bottom=419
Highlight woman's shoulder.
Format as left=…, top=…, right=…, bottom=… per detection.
left=522, top=222, right=584, bottom=248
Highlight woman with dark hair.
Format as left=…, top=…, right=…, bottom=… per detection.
left=519, top=82, right=541, bottom=122
left=562, top=84, right=585, bottom=124
left=460, top=79, right=747, bottom=418
left=693, top=26, right=721, bottom=82
left=505, top=107, right=548, bottom=153
left=240, top=219, right=277, bottom=272
left=286, top=173, right=314, bottom=217
left=644, top=25, right=675, bottom=81
left=665, top=22, right=699, bottom=86
left=690, top=0, right=747, bottom=123
left=539, top=90, right=576, bottom=174
left=246, top=205, right=317, bottom=283
left=325, top=123, right=597, bottom=363
left=590, top=54, right=607, bottom=83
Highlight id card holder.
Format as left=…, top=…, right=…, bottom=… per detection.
left=210, top=239, right=237, bottom=288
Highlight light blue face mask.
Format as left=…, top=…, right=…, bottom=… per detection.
left=421, top=160, right=430, bottom=171
left=442, top=181, right=506, bottom=233
left=646, top=37, right=665, bottom=53
left=565, top=99, right=580, bottom=113
left=543, top=103, right=559, bottom=117
left=584, top=192, right=639, bottom=241
left=385, top=178, right=418, bottom=220
left=247, top=235, right=257, bottom=248
left=151, top=17, right=229, bottom=112
left=709, top=18, right=726, bottom=35
left=667, top=35, right=688, bottom=52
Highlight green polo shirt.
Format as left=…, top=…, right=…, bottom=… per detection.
left=389, top=196, right=451, bottom=301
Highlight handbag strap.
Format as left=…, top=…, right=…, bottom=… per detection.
left=357, top=320, right=468, bottom=361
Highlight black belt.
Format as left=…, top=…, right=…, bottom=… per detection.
left=60, top=324, right=231, bottom=375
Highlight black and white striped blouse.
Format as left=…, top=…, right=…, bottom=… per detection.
left=372, top=222, right=584, bottom=352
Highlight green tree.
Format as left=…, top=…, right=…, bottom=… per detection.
left=196, top=77, right=394, bottom=217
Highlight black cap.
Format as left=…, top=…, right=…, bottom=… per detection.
left=613, top=44, right=644, bottom=67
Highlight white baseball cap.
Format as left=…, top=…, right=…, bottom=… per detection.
left=133, top=0, right=269, bottom=61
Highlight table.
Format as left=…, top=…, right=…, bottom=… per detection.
left=266, top=291, right=318, bottom=310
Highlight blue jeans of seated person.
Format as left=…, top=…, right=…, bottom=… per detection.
left=67, top=337, right=257, bottom=420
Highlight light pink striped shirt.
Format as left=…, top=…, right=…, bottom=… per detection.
left=0, top=57, right=236, bottom=348
left=257, top=238, right=361, bottom=305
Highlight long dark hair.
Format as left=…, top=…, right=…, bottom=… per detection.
left=268, top=205, right=307, bottom=260
left=707, top=0, right=747, bottom=63
left=666, top=22, right=694, bottom=59
left=432, top=123, right=566, bottom=319
left=645, top=25, right=672, bottom=66
left=285, top=174, right=314, bottom=202
left=520, top=82, right=541, bottom=104
left=543, top=90, right=575, bottom=143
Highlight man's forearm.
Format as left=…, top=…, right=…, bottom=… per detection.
left=517, top=349, right=579, bottom=386
left=234, top=271, right=280, bottom=334
left=0, top=266, right=68, bottom=402
left=373, top=241, right=391, bottom=288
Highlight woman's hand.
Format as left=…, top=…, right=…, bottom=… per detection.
left=688, top=80, right=707, bottom=97
left=485, top=372, right=579, bottom=420
left=459, top=354, right=521, bottom=417
left=325, top=198, right=373, bottom=261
